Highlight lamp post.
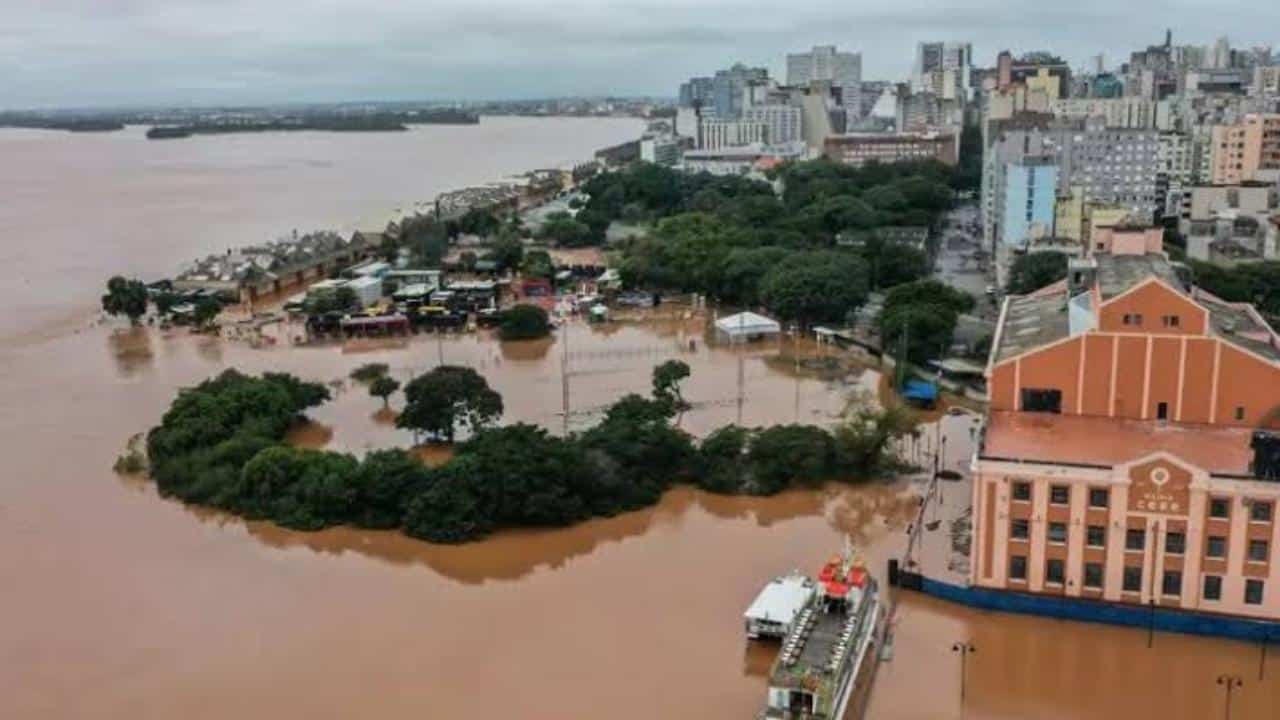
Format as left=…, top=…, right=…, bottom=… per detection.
left=1215, top=674, right=1242, bottom=720
left=952, top=641, right=977, bottom=714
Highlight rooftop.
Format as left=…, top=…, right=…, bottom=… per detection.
left=981, top=411, right=1255, bottom=476
left=993, top=287, right=1070, bottom=364
left=1095, top=253, right=1186, bottom=300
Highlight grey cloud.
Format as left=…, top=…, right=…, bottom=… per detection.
left=1, top=0, right=1278, bottom=108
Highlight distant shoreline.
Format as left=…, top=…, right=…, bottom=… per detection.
left=146, top=110, right=481, bottom=140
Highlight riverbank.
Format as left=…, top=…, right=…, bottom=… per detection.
left=0, top=116, right=646, bottom=345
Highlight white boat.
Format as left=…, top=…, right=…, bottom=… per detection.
left=759, top=548, right=885, bottom=720
left=744, top=572, right=817, bottom=640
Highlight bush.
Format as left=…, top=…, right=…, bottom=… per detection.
left=499, top=304, right=551, bottom=341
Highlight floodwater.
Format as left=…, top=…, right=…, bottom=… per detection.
left=0, top=116, right=645, bottom=345
left=2, top=125, right=1279, bottom=720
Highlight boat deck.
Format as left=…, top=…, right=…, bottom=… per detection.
left=794, top=610, right=846, bottom=674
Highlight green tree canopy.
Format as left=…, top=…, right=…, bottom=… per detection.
left=499, top=304, right=551, bottom=341
left=538, top=211, right=594, bottom=247
left=1007, top=252, right=1069, bottom=295
left=102, top=276, right=149, bottom=324
left=759, top=251, right=870, bottom=325
left=369, top=375, right=401, bottom=408
left=397, top=365, right=504, bottom=442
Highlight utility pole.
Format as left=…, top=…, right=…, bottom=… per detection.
left=1216, top=674, right=1242, bottom=720
left=951, top=641, right=977, bottom=715
left=561, top=318, right=570, bottom=436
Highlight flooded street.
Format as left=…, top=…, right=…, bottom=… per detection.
left=2, top=124, right=1278, bottom=719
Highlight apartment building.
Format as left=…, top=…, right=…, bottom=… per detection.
left=972, top=238, right=1280, bottom=623
left=822, top=131, right=957, bottom=167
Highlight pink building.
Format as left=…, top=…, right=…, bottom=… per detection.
left=970, top=238, right=1280, bottom=624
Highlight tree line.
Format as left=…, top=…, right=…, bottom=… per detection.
left=141, top=364, right=918, bottom=544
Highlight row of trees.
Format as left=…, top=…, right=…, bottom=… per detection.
left=141, top=364, right=919, bottom=543
left=585, top=160, right=960, bottom=326
left=103, top=275, right=223, bottom=327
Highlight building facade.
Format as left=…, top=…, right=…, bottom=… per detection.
left=699, top=118, right=767, bottom=150
left=972, top=243, right=1280, bottom=622
left=822, top=131, right=958, bottom=168
left=786, top=45, right=861, bottom=90
left=742, top=104, right=804, bottom=145
left=999, top=158, right=1058, bottom=249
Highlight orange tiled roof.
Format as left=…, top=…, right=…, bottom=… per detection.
left=981, top=411, right=1255, bottom=476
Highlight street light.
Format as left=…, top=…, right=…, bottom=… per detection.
left=952, top=641, right=977, bottom=712
left=1216, top=674, right=1243, bottom=720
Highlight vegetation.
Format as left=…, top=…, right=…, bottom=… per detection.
left=397, top=365, right=504, bottom=442
left=138, top=364, right=920, bottom=544
left=499, top=304, right=552, bottom=341
left=369, top=375, right=401, bottom=408
left=349, top=363, right=390, bottom=384
left=102, top=276, right=149, bottom=324
left=1007, top=251, right=1069, bottom=295
left=879, top=280, right=976, bottom=364
left=1189, top=259, right=1280, bottom=320
left=589, top=159, right=957, bottom=324
left=520, top=249, right=555, bottom=280
left=537, top=211, right=594, bottom=247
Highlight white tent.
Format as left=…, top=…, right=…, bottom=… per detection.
left=715, top=311, right=781, bottom=343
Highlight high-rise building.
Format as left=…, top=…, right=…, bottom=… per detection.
left=1000, top=157, right=1059, bottom=249
left=742, top=104, right=803, bottom=145
left=1210, top=114, right=1280, bottom=184
left=786, top=45, right=861, bottom=92
left=710, top=64, right=769, bottom=119
left=915, top=42, right=972, bottom=101
left=678, top=64, right=768, bottom=119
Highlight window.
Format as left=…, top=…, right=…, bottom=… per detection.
left=1123, top=566, right=1143, bottom=592
left=1162, top=315, right=1180, bottom=328
left=1246, top=579, right=1265, bottom=605
left=1248, top=539, right=1269, bottom=562
left=1083, top=562, right=1104, bottom=589
left=1048, top=522, right=1068, bottom=544
left=1010, top=518, right=1030, bottom=540
left=1210, top=498, right=1231, bottom=519
left=1009, top=555, right=1027, bottom=581
left=1156, top=401, right=1169, bottom=420
left=1126, top=528, right=1146, bottom=551
left=1021, top=388, right=1063, bottom=414
left=1236, top=406, right=1246, bottom=422
left=1089, top=487, right=1109, bottom=508
left=1011, top=481, right=1032, bottom=502
left=1203, top=575, right=1222, bottom=601
left=1087, top=525, right=1106, bottom=548
left=1123, top=313, right=1144, bottom=326
left=1252, top=501, right=1273, bottom=523
left=1046, top=559, right=1065, bottom=585
left=1166, top=532, right=1186, bottom=555
left=1162, top=570, right=1182, bottom=597
left=1207, top=536, right=1227, bottom=558
left=1050, top=485, right=1070, bottom=505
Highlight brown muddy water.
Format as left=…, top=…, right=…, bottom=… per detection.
left=3, top=320, right=1278, bottom=720
left=2, top=124, right=1278, bottom=719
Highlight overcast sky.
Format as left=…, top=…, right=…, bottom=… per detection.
left=4, top=0, right=1279, bottom=109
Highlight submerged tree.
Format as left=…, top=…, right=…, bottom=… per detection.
left=369, top=375, right=401, bottom=408
left=651, top=359, right=691, bottom=419
left=102, top=275, right=149, bottom=325
left=397, top=365, right=504, bottom=442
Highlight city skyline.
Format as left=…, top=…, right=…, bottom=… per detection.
left=4, top=0, right=1280, bottom=109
